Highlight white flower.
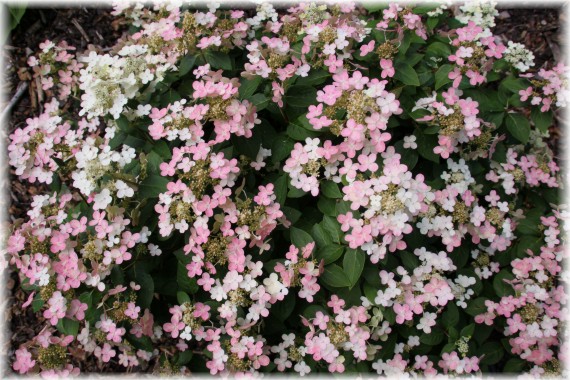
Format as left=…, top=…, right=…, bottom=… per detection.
left=456, top=0, right=499, bottom=29
left=115, top=180, right=134, bottom=198
left=407, top=335, right=420, bottom=347
left=504, top=41, right=535, bottom=72
left=148, top=244, right=162, bottom=257
left=263, top=273, right=286, bottom=296
left=93, top=188, right=112, bottom=210
left=403, top=135, right=417, bottom=149
left=180, top=326, right=193, bottom=341
left=294, top=361, right=311, bottom=376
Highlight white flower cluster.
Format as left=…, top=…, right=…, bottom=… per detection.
left=456, top=0, right=499, bottom=29
left=449, top=275, right=477, bottom=308
left=247, top=1, right=278, bottom=30
left=72, top=137, right=136, bottom=196
left=440, top=159, right=476, bottom=195
left=427, top=2, right=450, bottom=17
left=504, top=41, right=535, bottom=72
left=79, top=46, right=159, bottom=119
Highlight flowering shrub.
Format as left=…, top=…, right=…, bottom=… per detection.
left=7, top=1, right=569, bottom=376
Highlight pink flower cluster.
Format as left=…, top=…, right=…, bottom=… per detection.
left=475, top=215, right=565, bottom=369
left=339, top=148, right=431, bottom=262
left=27, top=39, right=83, bottom=101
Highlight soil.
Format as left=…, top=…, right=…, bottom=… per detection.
left=2, top=5, right=565, bottom=374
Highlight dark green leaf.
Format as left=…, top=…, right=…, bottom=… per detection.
left=394, top=61, right=420, bottom=86
left=204, top=50, right=232, bottom=70
left=435, top=64, right=453, bottom=90
left=321, top=181, right=342, bottom=199
left=135, top=271, right=155, bottom=309
left=493, top=269, right=515, bottom=297
left=420, top=328, right=444, bottom=345
left=316, top=245, right=344, bottom=265
left=531, top=108, right=553, bottom=133
left=138, top=175, right=169, bottom=198
left=505, top=112, right=530, bottom=144
left=239, top=76, right=263, bottom=100
left=285, top=85, right=318, bottom=107
left=478, top=342, right=504, bottom=365
left=178, top=54, right=197, bottom=76
left=290, top=227, right=314, bottom=249
left=321, top=264, right=352, bottom=288
left=343, top=249, right=365, bottom=288
left=465, top=297, right=488, bottom=317
left=250, top=93, right=269, bottom=110
left=177, top=262, right=198, bottom=294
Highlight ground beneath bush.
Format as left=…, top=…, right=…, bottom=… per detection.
left=2, top=5, right=564, bottom=374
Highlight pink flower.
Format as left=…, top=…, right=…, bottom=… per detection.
left=360, top=40, right=375, bottom=56
left=380, top=59, right=395, bottom=78
left=95, top=343, right=116, bottom=363
left=13, top=348, right=35, bottom=374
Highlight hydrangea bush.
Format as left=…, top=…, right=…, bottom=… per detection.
left=7, top=1, right=569, bottom=376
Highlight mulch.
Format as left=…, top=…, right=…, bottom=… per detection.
left=2, top=5, right=565, bottom=374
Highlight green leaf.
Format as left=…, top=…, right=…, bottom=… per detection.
left=441, top=343, right=456, bottom=354
left=420, top=328, right=444, bottom=345
left=317, top=197, right=336, bottom=216
left=56, top=318, right=80, bottom=336
left=394, top=141, right=419, bottom=170
left=465, top=297, right=488, bottom=317
left=461, top=323, right=475, bottom=338
left=177, top=291, right=191, bottom=305
left=9, top=5, right=27, bottom=30
left=176, top=351, right=193, bottom=366
left=478, top=342, right=504, bottom=365
left=204, top=50, right=232, bottom=70
left=363, top=4, right=385, bottom=12
left=271, top=135, right=295, bottom=163
left=32, top=295, right=45, bottom=313
left=500, top=76, right=530, bottom=93
left=177, top=262, right=198, bottom=294
left=250, top=93, right=269, bottom=110
left=531, top=107, right=553, bottom=133
left=239, top=76, right=263, bottom=100
left=394, top=61, right=420, bottom=86
left=442, top=302, right=459, bottom=327
left=426, top=41, right=451, bottom=58
left=505, top=112, right=531, bottom=144
left=287, top=122, right=320, bottom=141
left=321, top=181, right=342, bottom=199
left=414, top=129, right=440, bottom=163
left=285, top=85, right=318, bottom=107
left=316, top=245, right=344, bottom=265
left=138, top=175, right=169, bottom=198
left=322, top=215, right=341, bottom=243
left=399, top=251, right=420, bottom=271
left=178, top=54, right=197, bottom=76
left=274, top=175, right=288, bottom=206
left=503, top=358, right=527, bottom=372
left=321, top=264, right=352, bottom=288
left=343, top=249, right=365, bottom=288
left=435, top=64, right=453, bottom=90
left=312, top=223, right=331, bottom=247
left=296, top=70, right=330, bottom=86
left=135, top=271, right=155, bottom=309
left=493, top=269, right=515, bottom=297
left=290, top=227, right=314, bottom=249
left=271, top=293, right=296, bottom=321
